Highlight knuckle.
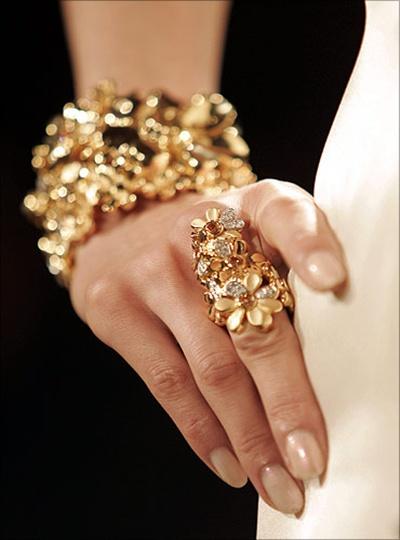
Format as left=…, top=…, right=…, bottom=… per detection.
left=236, top=429, right=269, bottom=459
left=167, top=210, right=193, bottom=259
left=267, top=394, right=312, bottom=427
left=251, top=178, right=280, bottom=197
left=252, top=180, right=311, bottom=218
left=196, top=350, right=242, bottom=389
left=147, top=362, right=189, bottom=401
left=125, top=249, right=177, bottom=306
left=183, top=414, right=213, bottom=443
left=125, top=251, right=158, bottom=281
left=255, top=178, right=305, bottom=198
left=85, top=274, right=119, bottom=315
left=234, top=331, right=264, bottom=358
left=243, top=178, right=286, bottom=209
left=84, top=274, right=125, bottom=343
left=235, top=320, right=292, bottom=364
left=124, top=247, right=174, bottom=292
left=171, top=210, right=190, bottom=241
left=263, top=194, right=303, bottom=218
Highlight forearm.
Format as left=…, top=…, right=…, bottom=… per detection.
left=61, top=0, right=231, bottom=99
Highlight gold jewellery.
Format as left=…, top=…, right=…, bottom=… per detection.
left=23, top=80, right=256, bottom=284
left=191, top=207, right=294, bottom=333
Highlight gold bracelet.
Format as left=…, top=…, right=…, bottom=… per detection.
left=23, top=80, right=256, bottom=285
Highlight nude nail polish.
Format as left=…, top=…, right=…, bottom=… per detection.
left=305, top=250, right=346, bottom=290
left=261, top=464, right=304, bottom=515
left=209, top=447, right=248, bottom=488
left=285, top=429, right=325, bottom=480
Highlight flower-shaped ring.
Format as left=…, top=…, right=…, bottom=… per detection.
left=191, top=207, right=294, bottom=333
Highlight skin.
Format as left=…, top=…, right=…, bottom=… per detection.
left=62, top=1, right=348, bottom=513
left=62, top=0, right=231, bottom=100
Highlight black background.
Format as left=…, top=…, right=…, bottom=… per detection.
left=2, top=2, right=364, bottom=539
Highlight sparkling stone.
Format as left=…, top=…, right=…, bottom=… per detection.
left=206, top=279, right=222, bottom=299
left=255, top=285, right=278, bottom=299
left=225, top=280, right=247, bottom=298
left=213, top=238, right=232, bottom=257
left=207, top=279, right=217, bottom=292
left=197, top=258, right=209, bottom=276
left=220, top=208, right=245, bottom=230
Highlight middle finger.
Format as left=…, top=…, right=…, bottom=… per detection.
left=149, top=284, right=305, bottom=515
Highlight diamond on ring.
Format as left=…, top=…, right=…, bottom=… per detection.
left=191, top=207, right=294, bottom=332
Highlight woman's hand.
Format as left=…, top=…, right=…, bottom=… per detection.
left=70, top=179, right=346, bottom=515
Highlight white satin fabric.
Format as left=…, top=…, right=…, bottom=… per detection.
left=257, top=2, right=399, bottom=538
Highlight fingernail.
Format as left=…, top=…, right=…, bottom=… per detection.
left=209, top=447, right=248, bottom=488
left=305, top=250, right=346, bottom=290
left=285, top=429, right=325, bottom=480
left=261, top=464, right=304, bottom=514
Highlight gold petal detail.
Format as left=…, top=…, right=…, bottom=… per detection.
left=191, top=218, right=206, bottom=228
left=251, top=253, right=266, bottom=263
left=215, top=297, right=236, bottom=312
left=281, top=291, right=294, bottom=310
left=205, top=207, right=220, bottom=221
left=243, top=271, right=262, bottom=293
left=227, top=307, right=245, bottom=331
left=258, top=298, right=283, bottom=313
left=225, top=230, right=241, bottom=238
left=246, top=307, right=265, bottom=326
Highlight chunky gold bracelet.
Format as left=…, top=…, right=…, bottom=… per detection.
left=23, top=80, right=256, bottom=285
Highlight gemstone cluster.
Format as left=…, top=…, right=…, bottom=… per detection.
left=191, top=207, right=294, bottom=332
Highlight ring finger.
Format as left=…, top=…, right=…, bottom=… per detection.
left=230, top=309, right=328, bottom=482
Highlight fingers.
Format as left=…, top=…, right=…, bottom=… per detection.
left=74, top=177, right=339, bottom=517
left=163, top=191, right=332, bottom=510
left=230, top=309, right=328, bottom=482
left=83, top=278, right=247, bottom=489
left=150, top=284, right=305, bottom=515
left=221, top=179, right=347, bottom=291
left=187, top=184, right=331, bottom=477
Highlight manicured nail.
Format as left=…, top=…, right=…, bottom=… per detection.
left=261, top=464, right=304, bottom=514
left=209, top=447, right=248, bottom=488
left=305, top=250, right=346, bottom=290
left=285, top=430, right=325, bottom=480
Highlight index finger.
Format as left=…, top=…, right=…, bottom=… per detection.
left=221, top=179, right=347, bottom=291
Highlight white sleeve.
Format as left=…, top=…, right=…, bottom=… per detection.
left=257, top=3, right=399, bottom=538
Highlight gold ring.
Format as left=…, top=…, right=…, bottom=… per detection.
left=191, top=207, right=294, bottom=333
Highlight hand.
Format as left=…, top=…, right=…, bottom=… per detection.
left=70, top=179, right=347, bottom=515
